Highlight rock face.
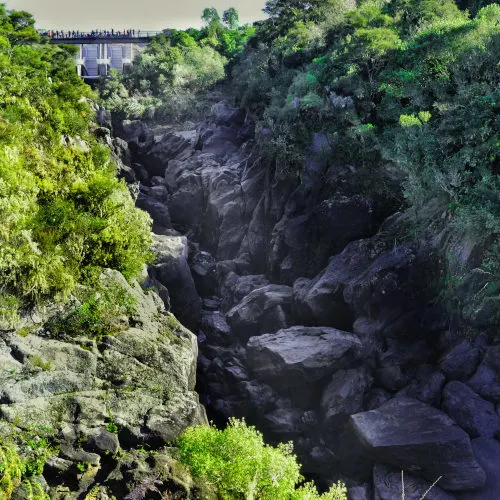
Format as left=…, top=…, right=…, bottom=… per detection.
left=350, top=398, right=486, bottom=491
left=115, top=101, right=500, bottom=498
left=149, top=234, right=201, bottom=330
left=226, top=285, right=294, bottom=341
left=372, top=465, right=455, bottom=500
left=0, top=270, right=206, bottom=498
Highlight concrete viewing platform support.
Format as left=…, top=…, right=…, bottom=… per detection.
left=39, top=30, right=160, bottom=79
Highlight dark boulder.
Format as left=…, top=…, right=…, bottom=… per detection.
left=442, top=381, right=500, bottom=438
left=200, top=311, right=232, bottom=346
left=321, top=367, right=373, bottom=427
left=190, top=250, right=217, bottom=297
left=467, top=346, right=500, bottom=402
left=397, top=365, right=445, bottom=406
left=220, top=273, right=270, bottom=312
left=439, top=340, right=482, bottom=381
left=373, top=465, right=455, bottom=500
left=226, top=285, right=294, bottom=341
left=247, top=326, right=362, bottom=399
left=457, top=438, right=500, bottom=500
left=350, top=397, right=486, bottom=491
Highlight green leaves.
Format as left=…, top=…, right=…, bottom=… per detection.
left=177, top=418, right=346, bottom=499
left=0, top=6, right=152, bottom=310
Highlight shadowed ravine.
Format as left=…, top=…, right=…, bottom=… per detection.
left=106, top=99, right=500, bottom=498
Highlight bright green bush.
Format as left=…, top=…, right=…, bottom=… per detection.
left=0, top=5, right=152, bottom=312
left=177, top=418, right=347, bottom=500
left=0, top=439, right=50, bottom=500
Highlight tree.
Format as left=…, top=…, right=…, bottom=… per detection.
left=201, top=7, right=220, bottom=25
left=223, top=7, right=239, bottom=29
left=201, top=7, right=224, bottom=47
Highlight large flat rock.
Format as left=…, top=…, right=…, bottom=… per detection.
left=247, top=326, right=362, bottom=390
left=350, top=397, right=486, bottom=491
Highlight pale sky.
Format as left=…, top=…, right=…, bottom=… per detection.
left=4, top=0, right=268, bottom=31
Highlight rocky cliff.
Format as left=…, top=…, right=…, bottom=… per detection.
left=111, top=100, right=500, bottom=499
left=0, top=270, right=207, bottom=498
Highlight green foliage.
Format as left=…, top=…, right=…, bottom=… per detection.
left=47, top=274, right=137, bottom=338
left=28, top=356, right=52, bottom=372
left=0, top=437, right=51, bottom=500
left=100, top=8, right=254, bottom=122
left=177, top=418, right=347, bottom=500
left=223, top=8, right=240, bottom=30
left=0, top=5, right=152, bottom=313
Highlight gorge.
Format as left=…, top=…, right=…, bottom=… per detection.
left=0, top=0, right=499, bottom=498
left=104, top=94, right=499, bottom=498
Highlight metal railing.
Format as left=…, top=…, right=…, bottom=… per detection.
left=37, top=29, right=162, bottom=40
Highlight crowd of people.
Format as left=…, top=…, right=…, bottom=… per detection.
left=39, top=29, right=155, bottom=39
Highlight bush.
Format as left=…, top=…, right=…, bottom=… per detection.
left=47, top=273, right=138, bottom=338
left=0, top=5, right=152, bottom=313
left=0, top=439, right=50, bottom=500
left=177, top=418, right=347, bottom=500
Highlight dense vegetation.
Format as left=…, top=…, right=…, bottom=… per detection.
left=178, top=418, right=347, bottom=500
left=0, top=433, right=53, bottom=500
left=0, top=5, right=152, bottom=324
left=99, top=8, right=255, bottom=121
left=230, top=0, right=499, bottom=309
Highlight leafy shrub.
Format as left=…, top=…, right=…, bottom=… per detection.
left=47, top=274, right=137, bottom=338
left=0, top=5, right=152, bottom=313
left=177, top=418, right=347, bottom=499
left=0, top=439, right=51, bottom=500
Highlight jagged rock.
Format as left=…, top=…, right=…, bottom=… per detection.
left=132, top=162, right=150, bottom=183
left=442, top=381, right=500, bottom=438
left=200, top=311, right=232, bottom=346
left=120, top=120, right=154, bottom=150
left=343, top=243, right=438, bottom=332
left=238, top=380, right=276, bottom=414
left=0, top=271, right=206, bottom=453
left=200, top=125, right=241, bottom=155
left=86, top=428, right=120, bottom=455
left=190, top=250, right=217, bottom=297
left=467, top=346, right=500, bottom=402
left=350, top=397, right=486, bottom=491
left=321, top=368, right=373, bottom=426
left=220, top=274, right=270, bottom=312
left=226, top=285, right=294, bottom=341
left=439, top=340, right=482, bottom=381
left=112, top=136, right=132, bottom=167
left=366, top=388, right=392, bottom=410
left=165, top=156, right=206, bottom=233
left=211, top=102, right=246, bottom=127
left=269, top=194, right=374, bottom=283
left=142, top=130, right=197, bottom=176
left=397, top=365, right=445, bottom=406
left=457, top=438, right=500, bottom=500
left=149, top=235, right=201, bottom=330
left=375, top=339, right=433, bottom=392
left=264, top=408, right=305, bottom=435
left=247, top=326, right=362, bottom=395
left=136, top=192, right=172, bottom=234
left=141, top=275, right=171, bottom=311
left=373, top=465, right=455, bottom=500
